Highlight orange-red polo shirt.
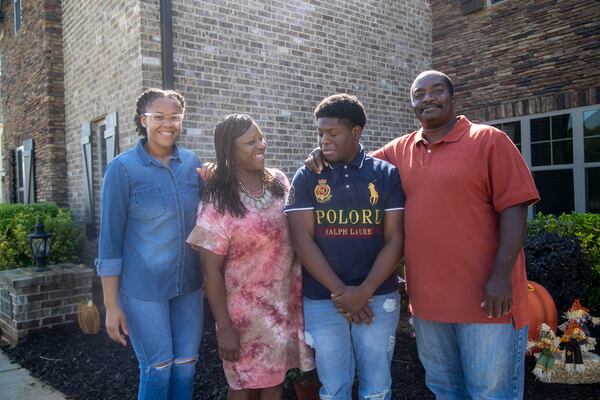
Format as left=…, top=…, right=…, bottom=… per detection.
left=371, top=116, right=540, bottom=328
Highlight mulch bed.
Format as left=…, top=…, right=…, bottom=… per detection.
left=2, top=306, right=600, bottom=400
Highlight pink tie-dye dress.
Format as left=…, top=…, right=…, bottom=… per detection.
left=186, top=169, right=314, bottom=390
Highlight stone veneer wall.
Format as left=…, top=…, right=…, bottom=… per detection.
left=431, top=0, right=600, bottom=121
left=0, top=0, right=67, bottom=205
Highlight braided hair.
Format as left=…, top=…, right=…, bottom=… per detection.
left=203, top=113, right=286, bottom=218
left=133, top=88, right=186, bottom=137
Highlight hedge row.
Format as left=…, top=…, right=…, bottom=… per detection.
left=0, top=203, right=82, bottom=270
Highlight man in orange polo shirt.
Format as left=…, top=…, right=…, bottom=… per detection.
left=308, top=70, right=540, bottom=399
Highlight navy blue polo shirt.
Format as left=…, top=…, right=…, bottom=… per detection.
left=285, top=145, right=405, bottom=299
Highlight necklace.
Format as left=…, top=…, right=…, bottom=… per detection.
left=239, top=180, right=265, bottom=199
left=239, top=180, right=273, bottom=210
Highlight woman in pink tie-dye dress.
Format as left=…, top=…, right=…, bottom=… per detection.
left=186, top=114, right=313, bottom=399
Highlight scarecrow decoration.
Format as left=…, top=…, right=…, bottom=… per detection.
left=527, top=323, right=560, bottom=380
left=529, top=299, right=600, bottom=384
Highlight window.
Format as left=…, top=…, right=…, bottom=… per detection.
left=584, top=110, right=600, bottom=163
left=13, top=0, right=22, bottom=34
left=488, top=104, right=600, bottom=215
left=530, top=114, right=573, bottom=166
left=15, top=146, right=24, bottom=203
left=533, top=169, right=574, bottom=215
left=95, top=120, right=108, bottom=176
left=586, top=167, right=600, bottom=213
left=82, top=113, right=118, bottom=237
left=492, top=121, right=521, bottom=152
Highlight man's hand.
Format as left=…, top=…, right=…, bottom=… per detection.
left=197, top=162, right=216, bottom=181
left=304, top=148, right=329, bottom=174
left=105, top=305, right=129, bottom=346
left=482, top=273, right=513, bottom=318
left=340, top=303, right=375, bottom=325
left=332, top=285, right=372, bottom=316
left=216, top=327, right=241, bottom=362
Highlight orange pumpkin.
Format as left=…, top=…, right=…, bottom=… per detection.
left=77, top=300, right=101, bottom=335
left=527, top=281, right=557, bottom=341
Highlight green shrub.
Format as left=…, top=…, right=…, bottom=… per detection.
left=0, top=203, right=82, bottom=270
left=527, top=212, right=600, bottom=309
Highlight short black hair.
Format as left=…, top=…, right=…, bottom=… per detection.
left=411, top=70, right=454, bottom=96
left=314, top=93, right=367, bottom=129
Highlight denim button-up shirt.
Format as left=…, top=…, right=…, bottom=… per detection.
left=95, top=139, right=203, bottom=301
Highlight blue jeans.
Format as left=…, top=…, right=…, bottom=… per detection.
left=303, top=292, right=400, bottom=400
left=413, top=317, right=528, bottom=400
left=119, top=289, right=204, bottom=400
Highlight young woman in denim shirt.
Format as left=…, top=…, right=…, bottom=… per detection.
left=95, top=88, right=204, bottom=400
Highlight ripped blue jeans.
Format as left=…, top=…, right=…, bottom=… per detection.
left=303, top=291, right=400, bottom=400
left=119, top=288, right=204, bottom=400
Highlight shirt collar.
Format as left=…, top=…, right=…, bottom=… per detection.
left=330, top=144, right=366, bottom=170
left=136, top=139, right=181, bottom=166
left=414, top=115, right=470, bottom=145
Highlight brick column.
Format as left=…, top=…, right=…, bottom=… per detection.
left=0, top=264, right=93, bottom=346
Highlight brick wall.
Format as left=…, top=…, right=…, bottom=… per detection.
left=62, top=0, right=431, bottom=220
left=431, top=0, right=600, bottom=121
left=58, top=0, right=430, bottom=266
left=62, top=0, right=147, bottom=226
left=169, top=0, right=431, bottom=175
left=0, top=264, right=93, bottom=346
left=0, top=0, right=67, bottom=205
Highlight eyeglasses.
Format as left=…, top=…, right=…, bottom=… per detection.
left=144, top=112, right=184, bottom=124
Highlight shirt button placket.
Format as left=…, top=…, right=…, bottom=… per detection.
left=343, top=165, right=350, bottom=192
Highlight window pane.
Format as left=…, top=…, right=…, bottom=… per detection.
left=502, top=122, right=521, bottom=145
left=16, top=150, right=23, bottom=186
left=586, top=167, right=600, bottom=213
left=531, top=142, right=551, bottom=166
left=551, top=114, right=572, bottom=140
left=14, top=0, right=21, bottom=33
left=533, top=169, right=574, bottom=215
left=584, top=109, right=600, bottom=138
left=552, top=140, right=573, bottom=165
left=99, top=125, right=107, bottom=175
left=585, top=137, right=600, bottom=163
left=531, top=117, right=550, bottom=142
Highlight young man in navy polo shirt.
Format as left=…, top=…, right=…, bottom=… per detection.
left=285, top=94, right=405, bottom=400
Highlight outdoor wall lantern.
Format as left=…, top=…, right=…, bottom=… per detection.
left=28, top=221, right=52, bottom=272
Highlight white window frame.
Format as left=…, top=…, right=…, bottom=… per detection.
left=487, top=103, right=600, bottom=216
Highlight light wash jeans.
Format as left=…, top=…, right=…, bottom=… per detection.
left=303, top=292, right=401, bottom=400
left=119, top=288, right=204, bottom=400
left=413, top=317, right=528, bottom=400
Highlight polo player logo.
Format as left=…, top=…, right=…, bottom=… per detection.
left=314, top=179, right=332, bottom=203
left=368, top=181, right=379, bottom=206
